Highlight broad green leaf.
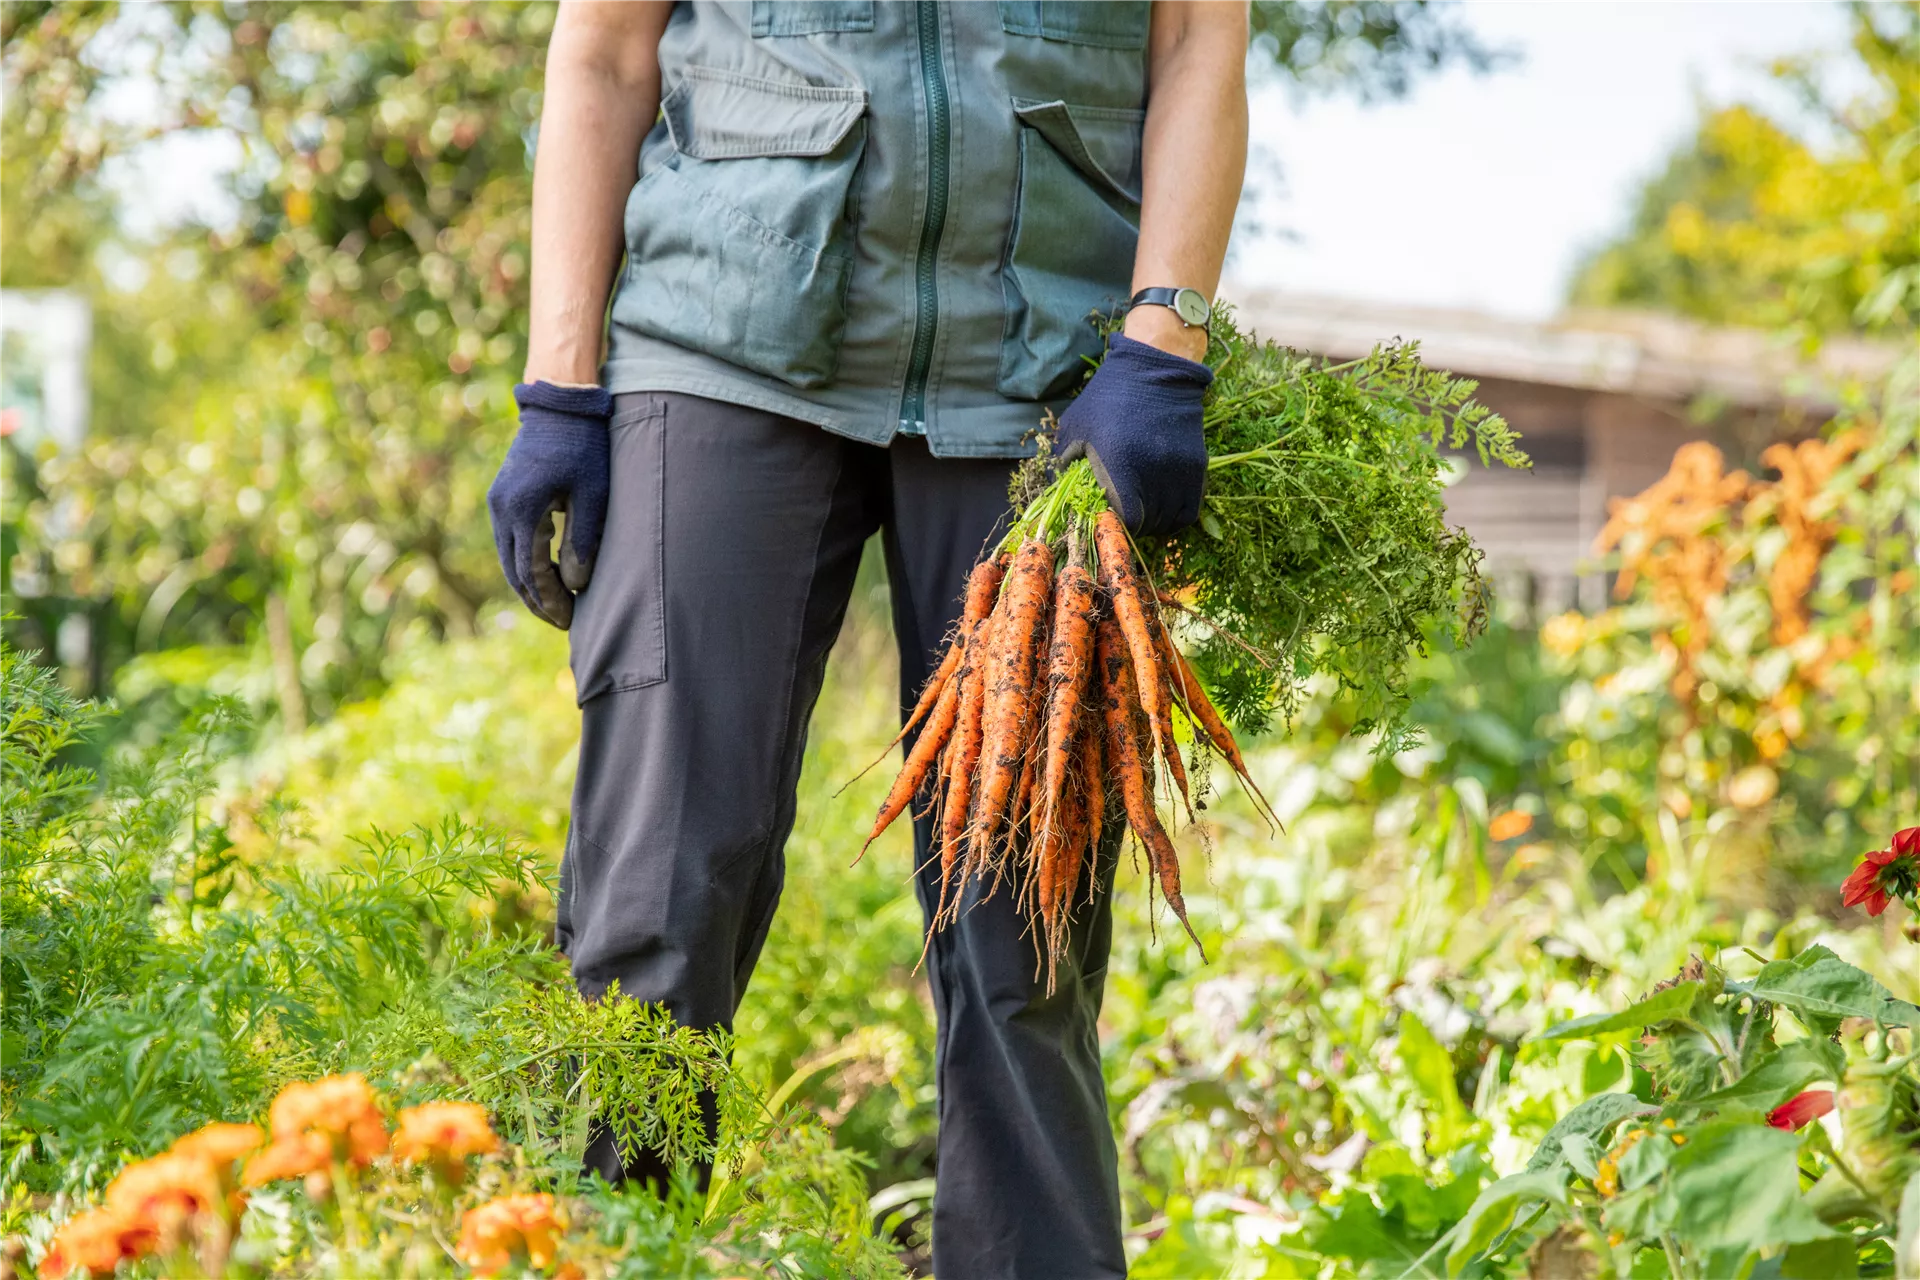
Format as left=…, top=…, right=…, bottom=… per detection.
left=1559, top=1133, right=1600, bottom=1180
left=1535, top=983, right=1703, bottom=1043
left=1897, top=1171, right=1920, bottom=1280
left=1660, top=1122, right=1834, bottom=1252
left=1525, top=1093, right=1655, bottom=1173
left=1445, top=1170, right=1567, bottom=1274
left=1783, top=1235, right=1859, bottom=1279
left=1692, top=1039, right=1846, bottom=1114
left=1400, top=1013, right=1472, bottom=1152
left=1730, top=955, right=1920, bottom=1029
left=1132, top=1201, right=1242, bottom=1279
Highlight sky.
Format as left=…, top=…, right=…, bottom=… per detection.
left=1230, top=1, right=1853, bottom=320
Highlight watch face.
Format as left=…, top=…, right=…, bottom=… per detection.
left=1174, top=288, right=1211, bottom=327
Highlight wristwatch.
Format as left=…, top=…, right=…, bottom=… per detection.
left=1129, top=286, right=1212, bottom=329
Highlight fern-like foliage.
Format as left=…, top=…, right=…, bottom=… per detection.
left=0, top=642, right=739, bottom=1195
left=1148, top=307, right=1530, bottom=749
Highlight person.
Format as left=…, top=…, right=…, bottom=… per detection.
left=486, top=2, right=1247, bottom=1274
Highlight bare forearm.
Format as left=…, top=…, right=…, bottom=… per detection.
left=524, top=1, right=672, bottom=385
left=1125, top=1, right=1248, bottom=361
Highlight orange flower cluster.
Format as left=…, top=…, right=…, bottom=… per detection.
left=456, top=1193, right=567, bottom=1276
left=393, top=1100, right=500, bottom=1185
left=39, top=1122, right=262, bottom=1279
left=1592, top=442, right=1752, bottom=700
left=1747, top=431, right=1864, bottom=645
left=242, top=1073, right=390, bottom=1188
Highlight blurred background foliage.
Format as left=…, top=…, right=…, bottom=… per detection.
left=3, top=3, right=1917, bottom=1277
left=1571, top=2, right=1919, bottom=341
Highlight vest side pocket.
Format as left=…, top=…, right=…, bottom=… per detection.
left=997, top=99, right=1144, bottom=402
left=611, top=67, right=869, bottom=390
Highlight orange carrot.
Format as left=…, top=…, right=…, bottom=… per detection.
left=1162, top=635, right=1275, bottom=824
left=1094, top=512, right=1168, bottom=761
left=1039, top=744, right=1090, bottom=989
left=1033, top=561, right=1097, bottom=851
left=1099, top=612, right=1204, bottom=956
left=965, top=538, right=1054, bottom=876
left=1141, top=604, right=1193, bottom=819
left=847, top=559, right=1004, bottom=790
left=856, top=672, right=963, bottom=863
left=937, top=568, right=1006, bottom=918
left=1071, top=712, right=1104, bottom=912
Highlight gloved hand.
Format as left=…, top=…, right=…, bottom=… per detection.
left=1056, top=333, right=1212, bottom=537
left=486, top=381, right=612, bottom=630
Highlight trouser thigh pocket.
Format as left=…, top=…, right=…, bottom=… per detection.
left=569, top=397, right=667, bottom=704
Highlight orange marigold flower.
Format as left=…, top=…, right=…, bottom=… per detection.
left=241, top=1136, right=331, bottom=1188
left=456, top=1193, right=566, bottom=1276
left=168, top=1122, right=264, bottom=1170
left=243, top=1074, right=389, bottom=1186
left=38, top=1207, right=153, bottom=1279
left=1841, top=827, right=1920, bottom=918
left=393, top=1101, right=499, bottom=1181
left=105, top=1152, right=227, bottom=1240
left=1488, top=810, right=1533, bottom=842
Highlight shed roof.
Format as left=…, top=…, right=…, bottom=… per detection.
left=1227, top=289, right=1901, bottom=410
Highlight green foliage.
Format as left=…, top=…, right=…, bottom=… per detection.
left=1443, top=947, right=1918, bottom=1277
left=0, top=636, right=747, bottom=1191
left=1160, top=311, right=1529, bottom=745
left=1571, top=3, right=1920, bottom=339
left=1248, top=2, right=1511, bottom=101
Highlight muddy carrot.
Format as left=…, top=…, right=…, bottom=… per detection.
left=1099, top=612, right=1204, bottom=956
left=1094, top=512, right=1168, bottom=759
left=937, top=574, right=1005, bottom=917
left=1163, top=636, right=1275, bottom=824
left=966, top=538, right=1054, bottom=875
left=856, top=673, right=962, bottom=862
left=847, top=559, right=1004, bottom=789
left=1034, top=561, right=1097, bottom=850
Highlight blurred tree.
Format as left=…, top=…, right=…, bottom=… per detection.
left=1571, top=3, right=1919, bottom=340
left=4, top=2, right=548, bottom=725
left=1, top=0, right=1493, bottom=727
left=1249, top=1, right=1508, bottom=101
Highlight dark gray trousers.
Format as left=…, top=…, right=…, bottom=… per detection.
left=558, top=392, right=1125, bottom=1279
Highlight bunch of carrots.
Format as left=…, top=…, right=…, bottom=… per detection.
left=859, top=506, right=1269, bottom=987
left=854, top=309, right=1526, bottom=981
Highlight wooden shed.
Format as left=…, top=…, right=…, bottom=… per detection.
left=1231, top=291, right=1901, bottom=616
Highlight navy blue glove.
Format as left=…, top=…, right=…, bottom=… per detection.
left=486, top=382, right=612, bottom=630
left=1056, top=334, right=1213, bottom=537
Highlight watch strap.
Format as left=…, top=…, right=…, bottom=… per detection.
left=1128, top=286, right=1211, bottom=328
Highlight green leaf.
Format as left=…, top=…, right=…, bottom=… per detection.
left=1535, top=983, right=1703, bottom=1043
left=1445, top=1170, right=1568, bottom=1275
left=1782, top=1235, right=1859, bottom=1279
left=1730, top=956, right=1920, bottom=1030
left=1897, top=1171, right=1920, bottom=1280
left=1559, top=1134, right=1600, bottom=1181
left=1525, top=1093, right=1656, bottom=1172
left=1660, top=1122, right=1835, bottom=1252
left=1691, top=1040, right=1846, bottom=1114
left=1400, top=1013, right=1472, bottom=1152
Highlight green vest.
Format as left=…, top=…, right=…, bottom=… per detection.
left=602, top=0, right=1150, bottom=458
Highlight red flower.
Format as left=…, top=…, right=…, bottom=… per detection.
left=1841, top=826, right=1920, bottom=918
left=1767, top=1089, right=1836, bottom=1131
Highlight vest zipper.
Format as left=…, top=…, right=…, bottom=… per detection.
left=900, top=1, right=950, bottom=435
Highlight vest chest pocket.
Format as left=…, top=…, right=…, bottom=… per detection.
left=751, top=0, right=873, bottom=36
left=612, top=67, right=869, bottom=389
left=997, top=1, right=1150, bottom=49
left=998, top=99, right=1144, bottom=402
